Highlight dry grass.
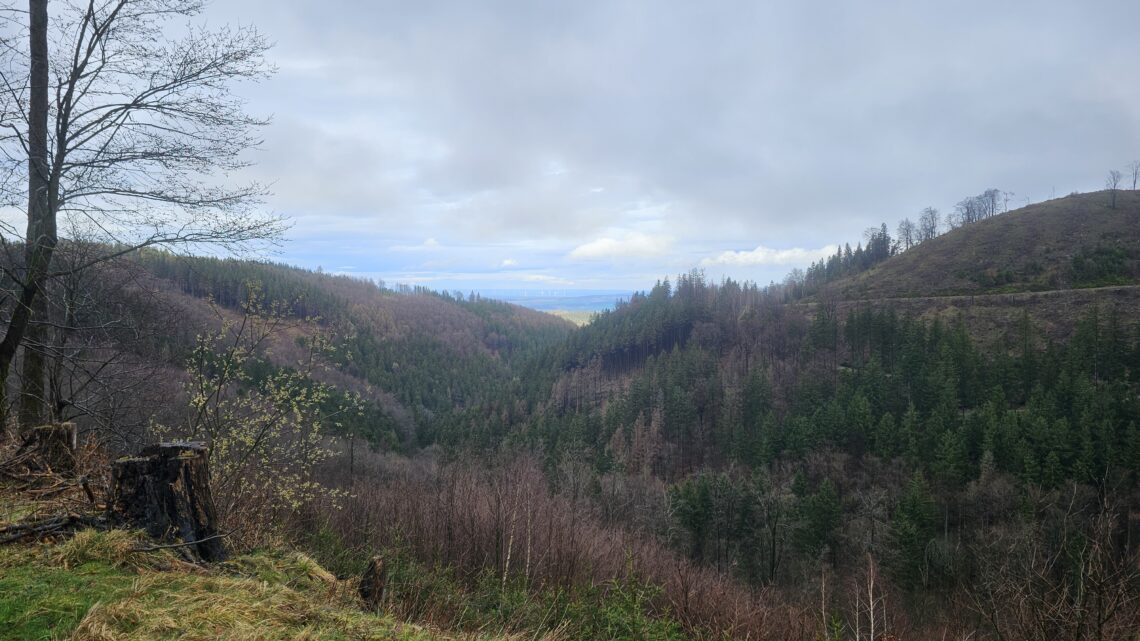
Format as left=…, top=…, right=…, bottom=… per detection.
left=547, top=310, right=596, bottom=327
left=68, top=570, right=435, bottom=641
left=818, top=190, right=1140, bottom=301
left=52, top=529, right=187, bottom=572
left=2, top=524, right=513, bottom=641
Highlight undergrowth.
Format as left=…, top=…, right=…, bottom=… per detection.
left=0, top=529, right=446, bottom=641
left=0, top=525, right=677, bottom=641
left=298, top=523, right=691, bottom=641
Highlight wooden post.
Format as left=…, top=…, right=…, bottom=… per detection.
left=110, top=442, right=226, bottom=562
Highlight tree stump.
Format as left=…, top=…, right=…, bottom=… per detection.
left=21, top=423, right=77, bottom=474
left=109, top=442, right=226, bottom=562
left=359, top=555, right=387, bottom=612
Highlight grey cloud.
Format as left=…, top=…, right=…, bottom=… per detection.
left=209, top=0, right=1140, bottom=289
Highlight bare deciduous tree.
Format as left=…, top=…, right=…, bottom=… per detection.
left=895, top=218, right=916, bottom=251
left=918, top=207, right=940, bottom=242
left=1127, top=160, right=1140, bottom=191
left=1106, top=170, right=1123, bottom=209
left=0, top=0, right=286, bottom=426
left=951, top=188, right=1006, bottom=230
left=969, top=497, right=1139, bottom=641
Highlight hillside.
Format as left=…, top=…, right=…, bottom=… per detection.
left=87, top=252, right=578, bottom=450
left=6, top=194, right=1139, bottom=641
left=815, top=190, right=1140, bottom=300
left=523, top=213, right=1140, bottom=637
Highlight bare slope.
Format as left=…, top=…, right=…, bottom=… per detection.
left=817, top=190, right=1140, bottom=301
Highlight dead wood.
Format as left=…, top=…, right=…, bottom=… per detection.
left=109, top=442, right=226, bottom=562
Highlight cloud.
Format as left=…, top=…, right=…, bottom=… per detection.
left=701, top=244, right=839, bottom=267
left=204, top=0, right=1140, bottom=292
left=500, top=258, right=518, bottom=267
left=521, top=274, right=575, bottom=286
left=569, top=233, right=673, bottom=261
left=390, top=238, right=442, bottom=252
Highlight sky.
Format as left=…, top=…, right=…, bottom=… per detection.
left=206, top=0, right=1140, bottom=294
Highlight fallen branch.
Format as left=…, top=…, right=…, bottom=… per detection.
left=25, top=481, right=77, bottom=498
left=130, top=531, right=230, bottom=553
left=0, top=450, right=33, bottom=470
left=0, top=513, right=105, bottom=544
left=80, top=476, right=97, bottom=505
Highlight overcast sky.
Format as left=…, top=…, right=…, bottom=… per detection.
left=210, top=0, right=1140, bottom=293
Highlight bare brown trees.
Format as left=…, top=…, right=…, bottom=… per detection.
left=953, top=188, right=1004, bottom=227
left=1128, top=160, right=1140, bottom=191
left=969, top=493, right=1139, bottom=641
left=918, top=207, right=940, bottom=242
left=1105, top=170, right=1123, bottom=209
left=0, top=0, right=285, bottom=426
left=895, top=218, right=916, bottom=252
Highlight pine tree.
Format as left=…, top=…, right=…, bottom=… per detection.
left=796, top=479, right=842, bottom=558
left=889, top=472, right=936, bottom=588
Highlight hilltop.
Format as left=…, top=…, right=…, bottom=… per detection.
left=816, top=190, right=1140, bottom=301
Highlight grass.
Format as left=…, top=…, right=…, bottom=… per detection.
left=0, top=529, right=454, bottom=641
left=0, top=491, right=44, bottom=523
left=0, top=545, right=135, bottom=641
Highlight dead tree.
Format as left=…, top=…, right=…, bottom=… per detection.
left=110, top=442, right=226, bottom=562
left=23, top=422, right=77, bottom=474
left=1106, top=170, right=1123, bottom=209
left=1, top=422, right=78, bottom=478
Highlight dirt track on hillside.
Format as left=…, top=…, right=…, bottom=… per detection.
left=797, top=284, right=1140, bottom=346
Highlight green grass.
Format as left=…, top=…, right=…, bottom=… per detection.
left=0, top=548, right=135, bottom=641
left=0, top=530, right=448, bottom=641
left=298, top=523, right=691, bottom=641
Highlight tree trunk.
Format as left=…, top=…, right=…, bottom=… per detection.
left=25, top=422, right=77, bottom=474
left=19, top=294, right=48, bottom=426
left=110, top=442, right=226, bottom=562
left=0, top=0, right=55, bottom=427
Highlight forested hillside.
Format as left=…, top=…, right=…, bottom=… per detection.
left=126, top=251, right=575, bottom=450
left=5, top=190, right=1138, bottom=641
left=500, top=192, right=1140, bottom=638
